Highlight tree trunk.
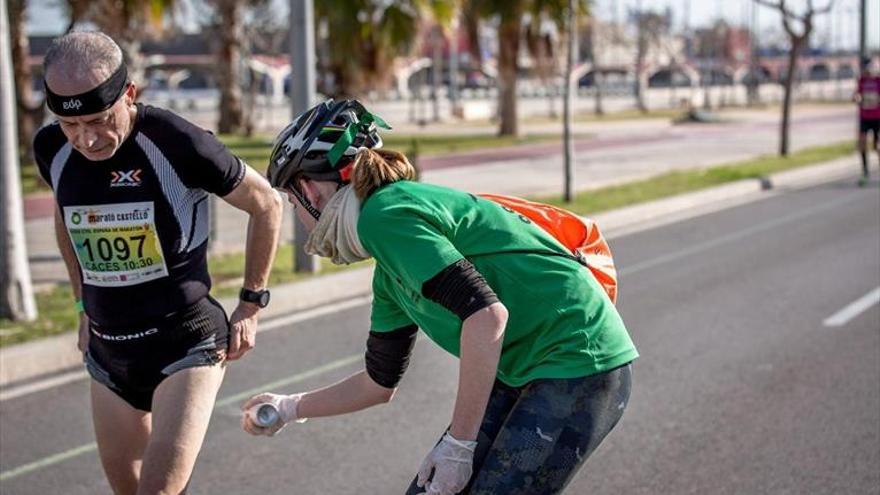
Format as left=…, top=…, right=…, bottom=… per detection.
left=8, top=0, right=41, bottom=163
left=431, top=27, right=442, bottom=122
left=1, top=0, right=37, bottom=321
left=9, top=0, right=30, bottom=144
left=462, top=2, right=482, bottom=68
left=497, top=14, right=520, bottom=136
left=779, top=38, right=802, bottom=157
left=63, top=0, right=90, bottom=33
left=590, top=17, right=604, bottom=116
left=635, top=49, right=647, bottom=112
left=217, top=0, right=245, bottom=134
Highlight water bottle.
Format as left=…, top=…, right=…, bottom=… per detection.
left=249, top=402, right=281, bottom=428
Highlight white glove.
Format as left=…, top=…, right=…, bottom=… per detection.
left=416, top=432, right=477, bottom=495
left=241, top=392, right=306, bottom=437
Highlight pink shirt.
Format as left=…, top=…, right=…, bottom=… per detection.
left=858, top=75, right=880, bottom=120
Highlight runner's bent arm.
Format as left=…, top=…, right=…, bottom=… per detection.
left=218, top=165, right=282, bottom=360
left=220, top=165, right=283, bottom=293
left=449, top=302, right=507, bottom=440
left=421, top=260, right=507, bottom=441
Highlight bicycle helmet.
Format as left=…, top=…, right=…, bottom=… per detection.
left=267, top=99, right=390, bottom=220
left=268, top=98, right=389, bottom=185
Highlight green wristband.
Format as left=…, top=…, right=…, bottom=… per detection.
left=74, top=300, right=85, bottom=313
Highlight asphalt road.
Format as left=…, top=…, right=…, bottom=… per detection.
left=2, top=174, right=878, bottom=494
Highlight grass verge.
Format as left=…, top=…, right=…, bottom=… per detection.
left=1, top=140, right=854, bottom=347
left=20, top=160, right=45, bottom=195
left=537, top=141, right=855, bottom=215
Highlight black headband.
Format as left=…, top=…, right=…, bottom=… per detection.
left=45, top=63, right=129, bottom=117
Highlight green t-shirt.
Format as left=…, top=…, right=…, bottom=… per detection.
left=358, top=181, right=638, bottom=387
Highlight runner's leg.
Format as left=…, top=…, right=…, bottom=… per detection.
left=872, top=124, right=879, bottom=170
left=135, top=364, right=225, bottom=495
left=91, top=381, right=151, bottom=495
left=858, top=126, right=869, bottom=178
left=468, top=364, right=632, bottom=495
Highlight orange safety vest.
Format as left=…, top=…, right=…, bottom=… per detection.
left=479, top=194, right=618, bottom=304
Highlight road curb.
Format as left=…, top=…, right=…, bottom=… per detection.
left=0, top=155, right=858, bottom=388
left=594, top=156, right=856, bottom=237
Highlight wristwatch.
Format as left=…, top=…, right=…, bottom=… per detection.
left=240, top=288, right=271, bottom=308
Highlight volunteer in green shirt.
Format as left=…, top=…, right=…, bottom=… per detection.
left=242, top=99, right=638, bottom=495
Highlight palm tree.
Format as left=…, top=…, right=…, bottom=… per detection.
left=1, top=0, right=37, bottom=321
left=315, top=0, right=456, bottom=97
left=465, top=0, right=581, bottom=136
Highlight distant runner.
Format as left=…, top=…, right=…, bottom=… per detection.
left=854, top=56, right=880, bottom=186
left=34, top=31, right=283, bottom=494
left=241, top=99, right=638, bottom=495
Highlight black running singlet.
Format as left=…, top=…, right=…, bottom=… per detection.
left=34, top=104, right=245, bottom=326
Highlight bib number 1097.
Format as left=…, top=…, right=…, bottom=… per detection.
left=64, top=201, right=169, bottom=286
left=82, top=235, right=147, bottom=263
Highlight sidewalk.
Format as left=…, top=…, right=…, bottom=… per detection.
left=1, top=153, right=862, bottom=389
left=23, top=105, right=854, bottom=286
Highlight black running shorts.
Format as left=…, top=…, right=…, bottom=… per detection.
left=859, top=118, right=880, bottom=138
left=84, top=296, right=230, bottom=411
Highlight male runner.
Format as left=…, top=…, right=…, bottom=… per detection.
left=33, top=31, right=283, bottom=494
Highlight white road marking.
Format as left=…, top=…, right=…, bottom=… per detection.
left=0, top=443, right=98, bottom=483
left=0, top=369, right=88, bottom=402
left=823, top=287, right=880, bottom=327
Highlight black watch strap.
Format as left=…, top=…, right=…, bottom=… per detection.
left=240, top=288, right=270, bottom=308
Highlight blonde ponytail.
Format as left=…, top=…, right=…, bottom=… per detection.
left=350, top=148, right=417, bottom=200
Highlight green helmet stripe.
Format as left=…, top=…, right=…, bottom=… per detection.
left=326, top=110, right=391, bottom=168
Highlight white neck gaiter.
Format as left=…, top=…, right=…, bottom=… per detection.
left=304, top=185, right=371, bottom=265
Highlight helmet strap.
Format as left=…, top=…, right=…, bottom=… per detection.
left=289, top=185, right=322, bottom=221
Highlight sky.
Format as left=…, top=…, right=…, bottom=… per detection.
left=24, top=0, right=879, bottom=51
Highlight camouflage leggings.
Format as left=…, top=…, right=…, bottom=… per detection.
left=406, top=363, right=632, bottom=495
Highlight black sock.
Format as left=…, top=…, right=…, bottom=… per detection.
left=862, top=151, right=869, bottom=177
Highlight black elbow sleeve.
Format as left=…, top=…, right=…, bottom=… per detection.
left=365, top=324, right=418, bottom=389
left=421, top=259, right=499, bottom=321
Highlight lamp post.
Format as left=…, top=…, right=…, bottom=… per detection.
left=290, top=0, right=319, bottom=273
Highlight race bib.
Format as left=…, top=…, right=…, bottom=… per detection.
left=64, top=202, right=169, bottom=287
